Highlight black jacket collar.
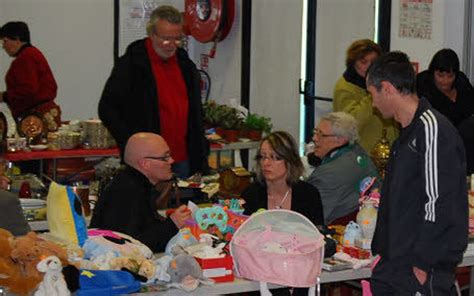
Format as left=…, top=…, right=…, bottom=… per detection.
left=343, top=66, right=366, bottom=89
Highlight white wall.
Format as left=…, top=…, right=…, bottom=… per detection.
left=313, top=0, right=375, bottom=127
left=0, top=0, right=467, bottom=129
left=0, top=0, right=115, bottom=120
left=390, top=0, right=465, bottom=72
left=0, top=0, right=240, bottom=120
left=315, top=0, right=375, bottom=99
left=250, top=0, right=304, bottom=142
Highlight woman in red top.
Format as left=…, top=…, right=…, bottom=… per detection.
left=0, top=21, right=60, bottom=131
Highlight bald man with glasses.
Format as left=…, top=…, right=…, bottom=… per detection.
left=90, top=132, right=191, bottom=252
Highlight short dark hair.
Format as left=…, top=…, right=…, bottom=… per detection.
left=254, top=131, right=304, bottom=186
left=345, top=39, right=382, bottom=68
left=0, top=21, right=30, bottom=43
left=428, top=48, right=460, bottom=74
left=366, top=51, right=415, bottom=95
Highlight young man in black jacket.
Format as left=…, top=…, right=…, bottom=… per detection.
left=367, top=51, right=468, bottom=295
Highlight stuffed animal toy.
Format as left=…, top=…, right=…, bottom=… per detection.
left=66, top=247, right=98, bottom=270
left=34, top=255, right=70, bottom=296
left=138, top=260, right=157, bottom=280
left=0, top=229, right=17, bottom=287
left=0, top=229, right=39, bottom=295
left=11, top=232, right=69, bottom=276
left=0, top=229, right=70, bottom=296
left=166, top=246, right=213, bottom=292
left=108, top=257, right=157, bottom=282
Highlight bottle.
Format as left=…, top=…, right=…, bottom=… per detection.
left=19, top=181, right=32, bottom=199
left=356, top=200, right=378, bottom=240
left=4, top=161, right=14, bottom=191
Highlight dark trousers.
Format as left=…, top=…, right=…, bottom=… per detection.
left=371, top=257, right=457, bottom=296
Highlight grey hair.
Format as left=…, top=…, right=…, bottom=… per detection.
left=320, top=112, right=359, bottom=144
left=146, top=5, right=183, bottom=36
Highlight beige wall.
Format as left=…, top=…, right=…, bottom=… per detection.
left=0, top=0, right=467, bottom=133
left=0, top=0, right=115, bottom=120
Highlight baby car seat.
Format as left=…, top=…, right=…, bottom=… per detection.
left=230, top=209, right=325, bottom=295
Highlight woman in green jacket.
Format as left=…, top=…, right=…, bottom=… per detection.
left=333, top=39, right=399, bottom=153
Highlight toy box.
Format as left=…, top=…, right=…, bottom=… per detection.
left=195, top=255, right=234, bottom=283
left=342, top=245, right=371, bottom=259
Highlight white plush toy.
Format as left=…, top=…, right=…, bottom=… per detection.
left=34, top=256, right=70, bottom=296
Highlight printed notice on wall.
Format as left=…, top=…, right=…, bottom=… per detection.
left=117, top=0, right=162, bottom=57
left=399, top=0, right=432, bottom=40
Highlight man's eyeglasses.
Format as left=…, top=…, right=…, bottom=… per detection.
left=145, top=154, right=172, bottom=162
left=155, top=35, right=185, bottom=46
left=256, top=154, right=283, bottom=162
left=313, top=128, right=337, bottom=138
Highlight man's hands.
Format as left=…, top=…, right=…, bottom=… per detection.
left=169, top=205, right=191, bottom=228
left=413, top=266, right=427, bottom=285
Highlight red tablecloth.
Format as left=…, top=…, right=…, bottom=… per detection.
left=4, top=147, right=120, bottom=161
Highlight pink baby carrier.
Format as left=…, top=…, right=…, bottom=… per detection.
left=230, top=210, right=325, bottom=295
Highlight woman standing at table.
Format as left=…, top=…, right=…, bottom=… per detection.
left=0, top=21, right=61, bottom=131
left=333, top=39, right=399, bottom=153
left=417, top=48, right=474, bottom=173
left=241, top=131, right=324, bottom=227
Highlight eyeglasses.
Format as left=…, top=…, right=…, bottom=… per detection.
left=256, top=154, right=283, bottom=162
left=155, top=35, right=185, bottom=46
left=145, top=154, right=172, bottom=162
left=313, top=128, right=337, bottom=138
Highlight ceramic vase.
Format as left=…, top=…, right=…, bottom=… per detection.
left=356, top=200, right=378, bottom=240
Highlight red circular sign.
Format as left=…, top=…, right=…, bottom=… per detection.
left=184, top=0, right=234, bottom=43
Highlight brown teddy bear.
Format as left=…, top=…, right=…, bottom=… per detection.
left=0, top=229, right=39, bottom=295
left=0, top=229, right=70, bottom=295
left=109, top=256, right=157, bottom=281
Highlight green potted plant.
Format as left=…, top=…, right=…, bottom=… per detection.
left=219, top=105, right=244, bottom=142
left=243, top=113, right=272, bottom=141
left=202, top=100, right=221, bottom=128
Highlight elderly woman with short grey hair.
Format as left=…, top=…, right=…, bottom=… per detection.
left=308, top=112, right=379, bottom=225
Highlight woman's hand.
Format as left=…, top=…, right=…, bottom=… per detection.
left=169, top=205, right=192, bottom=228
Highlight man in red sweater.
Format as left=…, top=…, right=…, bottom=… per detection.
left=99, top=6, right=209, bottom=179
left=0, top=21, right=61, bottom=131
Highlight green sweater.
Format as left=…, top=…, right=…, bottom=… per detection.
left=333, top=76, right=399, bottom=153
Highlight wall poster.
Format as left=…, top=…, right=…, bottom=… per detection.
left=115, top=0, right=162, bottom=59
left=399, top=0, right=432, bottom=40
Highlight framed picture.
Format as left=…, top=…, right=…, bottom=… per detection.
left=114, top=0, right=163, bottom=61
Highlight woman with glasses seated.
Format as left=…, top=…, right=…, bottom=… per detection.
left=307, top=112, right=380, bottom=225
left=240, top=131, right=324, bottom=296
left=241, top=131, right=324, bottom=227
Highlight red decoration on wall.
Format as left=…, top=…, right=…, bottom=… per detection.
left=184, top=0, right=235, bottom=44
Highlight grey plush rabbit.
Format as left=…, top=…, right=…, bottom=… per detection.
left=166, top=245, right=213, bottom=291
